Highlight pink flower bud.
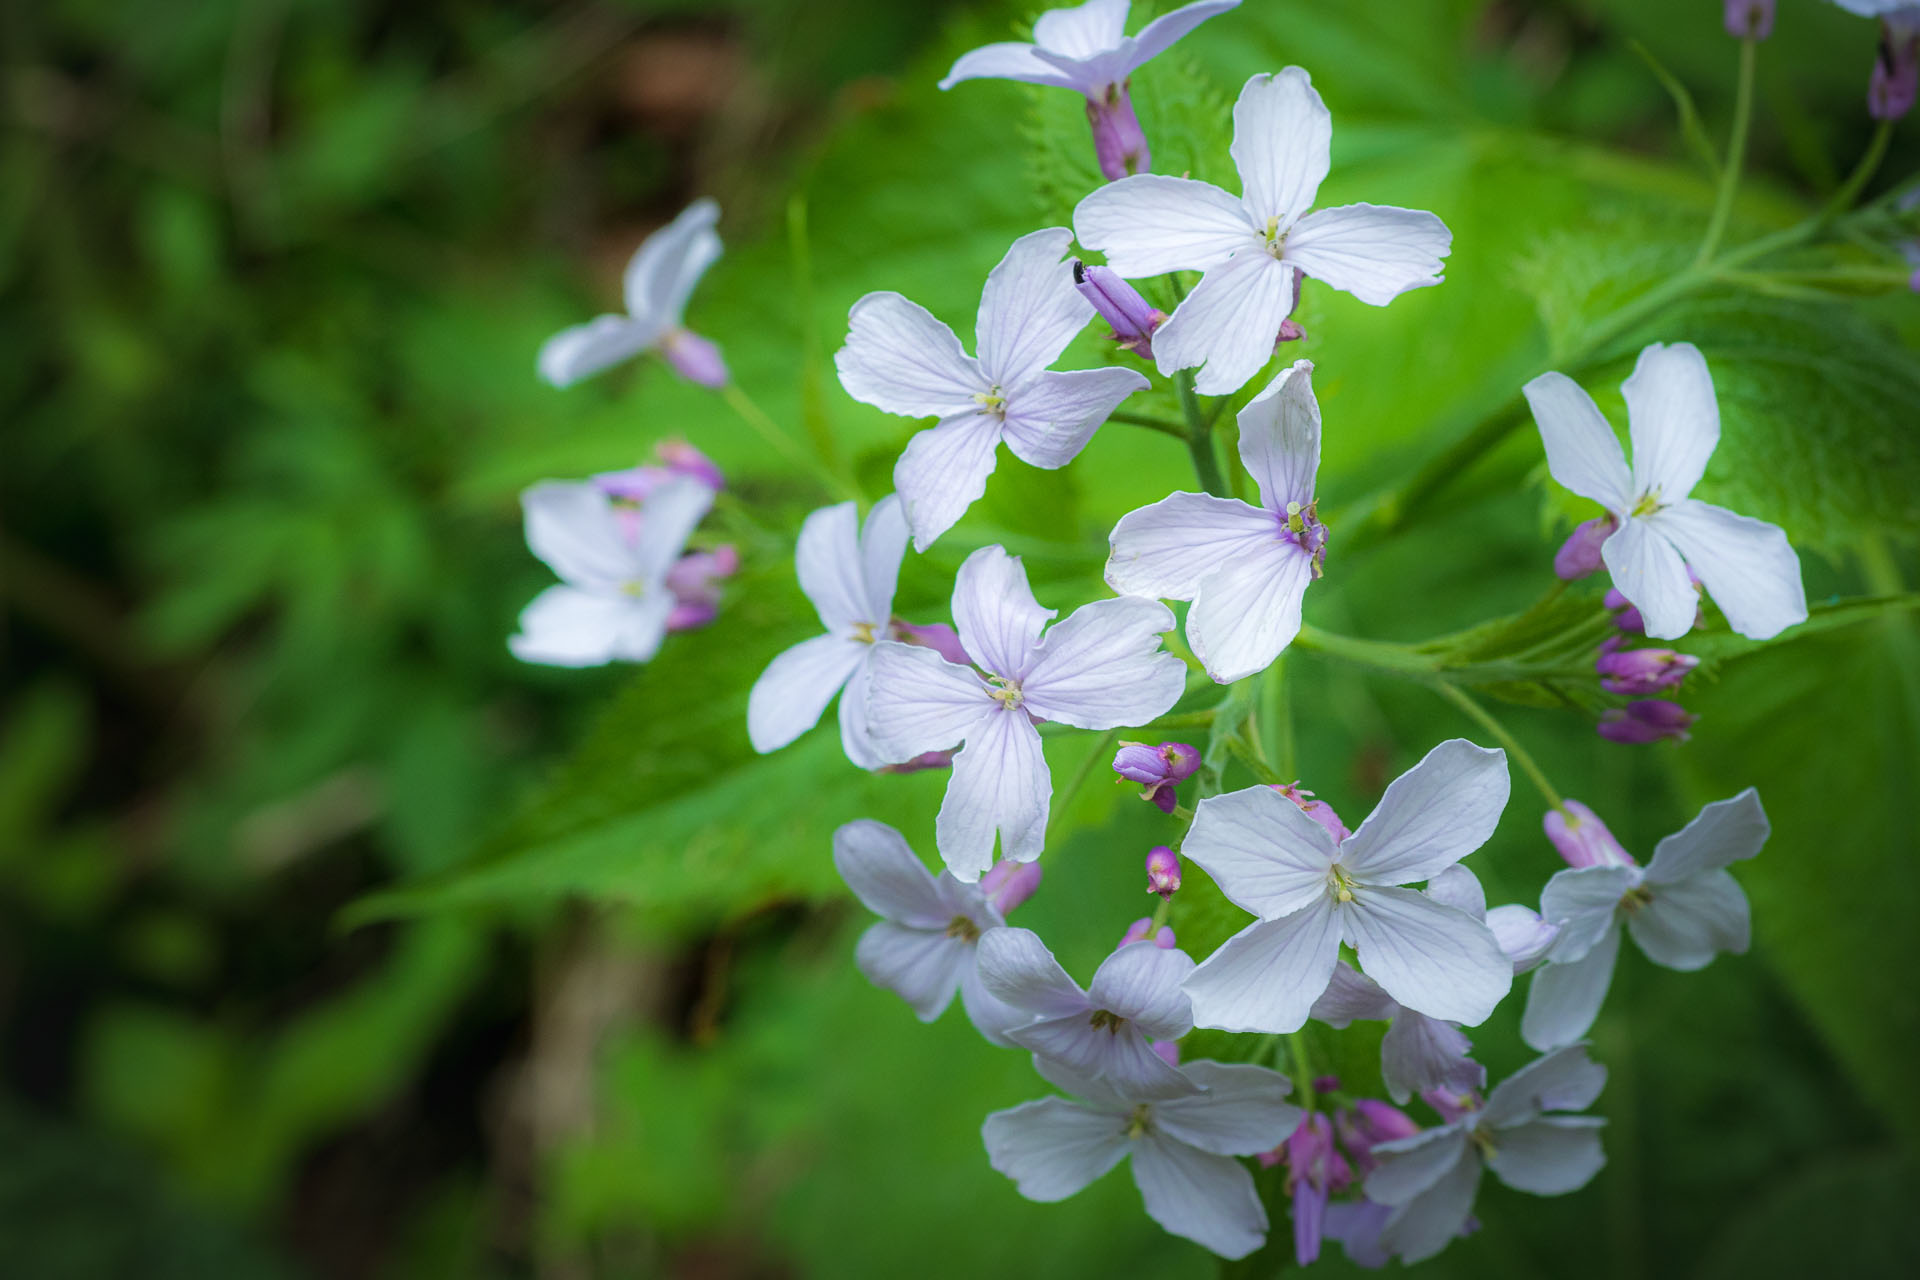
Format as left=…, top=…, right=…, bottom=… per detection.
left=980, top=860, right=1042, bottom=915
left=1543, top=800, right=1636, bottom=870
left=660, top=328, right=729, bottom=389
left=663, top=545, right=739, bottom=633
left=879, top=750, right=955, bottom=775
left=1145, top=845, right=1181, bottom=898
left=1604, top=586, right=1646, bottom=635
left=1073, top=261, right=1164, bottom=358
left=1872, top=20, right=1920, bottom=122
left=1112, top=741, right=1201, bottom=813
left=1724, top=0, right=1773, bottom=39
left=1421, top=1087, right=1481, bottom=1124
left=1119, top=917, right=1176, bottom=949
left=1554, top=515, right=1617, bottom=580
left=1598, top=699, right=1695, bottom=744
left=1337, top=1099, right=1421, bottom=1174
left=1272, top=781, right=1351, bottom=843
left=890, top=619, right=970, bottom=667
left=1596, top=646, right=1699, bottom=695
left=656, top=439, right=725, bottom=491
left=1086, top=82, right=1150, bottom=180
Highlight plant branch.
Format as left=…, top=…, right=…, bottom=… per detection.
left=1695, top=38, right=1756, bottom=265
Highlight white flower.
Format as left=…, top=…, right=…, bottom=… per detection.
left=1073, top=68, right=1451, bottom=395
left=1523, top=789, right=1767, bottom=1051
left=833, top=820, right=1028, bottom=1043
left=538, top=199, right=726, bottom=388
left=983, top=1055, right=1302, bottom=1259
left=1106, top=359, right=1326, bottom=682
left=834, top=228, right=1150, bottom=551
left=1365, top=1045, right=1608, bottom=1264
left=977, top=926, right=1198, bottom=1098
left=1180, top=740, right=1514, bottom=1034
left=939, top=0, right=1240, bottom=96
left=1310, top=962, right=1485, bottom=1106
left=865, top=545, right=1185, bottom=880
left=748, top=496, right=908, bottom=768
left=1523, top=341, right=1806, bottom=641
left=509, top=475, right=712, bottom=666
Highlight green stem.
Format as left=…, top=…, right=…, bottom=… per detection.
left=721, top=383, right=859, bottom=502
left=1108, top=410, right=1190, bottom=439
left=1293, top=624, right=1440, bottom=677
left=1289, top=1034, right=1318, bottom=1109
left=1818, top=119, right=1894, bottom=225
left=1694, top=38, right=1756, bottom=265
left=1433, top=682, right=1565, bottom=812
left=1176, top=370, right=1227, bottom=495
left=1047, top=730, right=1119, bottom=842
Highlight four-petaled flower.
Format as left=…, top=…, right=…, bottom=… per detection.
left=1074, top=69, right=1451, bottom=394
left=1523, top=790, right=1767, bottom=1050
left=983, top=1056, right=1302, bottom=1259
left=1180, top=740, right=1514, bottom=1034
left=835, top=229, right=1150, bottom=551
left=866, top=546, right=1186, bottom=880
left=510, top=476, right=714, bottom=667
left=538, top=199, right=728, bottom=389
left=1106, top=359, right=1328, bottom=681
left=749, top=496, right=910, bottom=769
left=978, top=926, right=1199, bottom=1098
left=1364, top=1045, right=1608, bottom=1264
left=1524, top=341, right=1806, bottom=640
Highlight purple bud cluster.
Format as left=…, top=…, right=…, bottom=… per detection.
left=595, top=440, right=739, bottom=634
left=1262, top=1086, right=1426, bottom=1266
left=1591, top=582, right=1700, bottom=744
left=1113, top=741, right=1201, bottom=812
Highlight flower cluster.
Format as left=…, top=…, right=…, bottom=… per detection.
left=507, top=0, right=1826, bottom=1264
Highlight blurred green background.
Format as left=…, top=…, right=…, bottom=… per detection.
left=3, top=0, right=1917, bottom=1276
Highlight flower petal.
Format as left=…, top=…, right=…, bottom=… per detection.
left=1486, top=904, right=1559, bottom=973
left=854, top=921, right=969, bottom=1020
left=1236, top=359, right=1320, bottom=512
left=835, top=291, right=985, bottom=419
left=1482, top=1043, right=1607, bottom=1126
left=1187, top=540, right=1313, bottom=683
left=1380, top=1010, right=1484, bottom=1106
left=1152, top=1060, right=1303, bottom=1155
left=937, top=708, right=1051, bottom=881
left=938, top=42, right=1083, bottom=91
left=1033, top=0, right=1130, bottom=57
left=1540, top=866, right=1635, bottom=962
left=952, top=545, right=1056, bottom=680
left=537, top=315, right=657, bottom=387
left=509, top=586, right=670, bottom=667
left=522, top=482, right=637, bottom=589
left=1132, top=1134, right=1270, bottom=1260
left=1308, top=960, right=1398, bottom=1028
left=983, top=1097, right=1130, bottom=1201
left=1622, top=341, right=1719, bottom=502
left=1644, top=499, right=1806, bottom=641
left=832, top=819, right=958, bottom=926
left=1001, top=366, right=1150, bottom=468
left=858, top=494, right=910, bottom=624
left=893, top=414, right=1004, bottom=553
left=794, top=501, right=869, bottom=631
left=1341, top=887, right=1512, bottom=1025
left=628, top=477, right=717, bottom=585
left=1520, top=929, right=1620, bottom=1051
left=958, top=958, right=1030, bottom=1047
left=623, top=198, right=723, bottom=324
left=1012, top=1015, right=1200, bottom=1099
left=836, top=655, right=886, bottom=770
left=1283, top=203, right=1451, bottom=305
left=1105, top=492, right=1281, bottom=600
left=1089, top=941, right=1197, bottom=1038
left=975, top=925, right=1090, bottom=1019
left=1600, top=515, right=1699, bottom=640
left=1182, top=785, right=1338, bottom=919
left=747, top=633, right=866, bottom=753
left=865, top=639, right=995, bottom=761
left=1153, top=252, right=1298, bottom=396
left=1125, top=0, right=1242, bottom=71
left=1230, top=68, right=1330, bottom=227
left=975, top=228, right=1091, bottom=389
left=1629, top=869, right=1749, bottom=970
left=1182, top=900, right=1343, bottom=1034
left=1485, top=1116, right=1607, bottom=1195
left=1424, top=865, right=1487, bottom=919
left=1377, top=1146, right=1481, bottom=1265
left=1073, top=174, right=1259, bottom=277
left=1021, top=597, right=1184, bottom=729
left=1644, top=788, right=1769, bottom=884
left=1338, top=739, right=1510, bottom=886
left=1365, top=1124, right=1470, bottom=1206
left=1521, top=371, right=1634, bottom=512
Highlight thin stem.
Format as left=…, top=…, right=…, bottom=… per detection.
left=1108, top=410, right=1189, bottom=439
left=1818, top=119, right=1894, bottom=226
left=1293, top=624, right=1440, bottom=677
left=1695, top=38, right=1756, bottom=265
left=1047, top=730, right=1119, bottom=842
left=1175, top=370, right=1227, bottom=495
left=1265, top=655, right=1296, bottom=782
left=1433, top=682, right=1566, bottom=812
left=1289, top=1034, right=1318, bottom=1111
left=1150, top=893, right=1172, bottom=933
left=721, top=383, right=859, bottom=502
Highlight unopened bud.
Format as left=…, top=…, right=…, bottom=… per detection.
left=1086, top=82, right=1150, bottom=180
left=664, top=545, right=740, bottom=632
left=1073, top=261, right=1164, bottom=358
left=656, top=439, right=725, bottom=490
left=891, top=619, right=970, bottom=667
left=1554, top=515, right=1617, bottom=580
left=1596, top=646, right=1698, bottom=695
left=1145, top=845, right=1182, bottom=898
left=1486, top=904, right=1561, bottom=972
left=880, top=749, right=955, bottom=775
left=981, top=859, right=1043, bottom=915
left=1337, top=1098, right=1421, bottom=1174
left=1544, top=800, right=1636, bottom=869
left=1120, top=917, right=1176, bottom=949
left=1273, top=781, right=1351, bottom=843
left=1597, top=699, right=1695, bottom=744
left=1603, top=586, right=1646, bottom=635
left=1872, top=20, right=1920, bottom=122
left=1723, top=0, right=1773, bottom=40
left=660, top=328, right=729, bottom=389
left=1113, top=741, right=1201, bottom=813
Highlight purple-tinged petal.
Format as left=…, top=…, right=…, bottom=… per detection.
left=975, top=926, right=1089, bottom=1018
left=1424, top=865, right=1486, bottom=920
left=1539, top=865, right=1635, bottom=961
left=1182, top=899, right=1343, bottom=1034
left=1073, top=174, right=1258, bottom=277
left=1089, top=941, right=1197, bottom=1038
left=1230, top=69, right=1330, bottom=227
left=622, top=199, right=722, bottom=324
left=1381, top=1011, right=1485, bottom=1106
left=892, top=414, right=1003, bottom=553
left=1309, top=960, right=1398, bottom=1027
left=793, top=501, right=872, bottom=631
left=975, top=228, right=1092, bottom=389
left=1183, top=785, right=1339, bottom=919
left=865, top=640, right=995, bottom=762
left=1187, top=540, right=1314, bottom=682
left=509, top=585, right=670, bottom=667
left=1486, top=904, right=1560, bottom=973
left=1022, top=596, right=1184, bottom=729
left=858, top=495, right=910, bottom=624
left=1644, top=788, right=1768, bottom=884
left=522, top=481, right=639, bottom=590
left=538, top=314, right=657, bottom=387
left=951, top=545, right=1055, bottom=680
left=1629, top=870, right=1749, bottom=970
left=1522, top=371, right=1634, bottom=513
left=982, top=1098, right=1130, bottom=1200
left=836, top=292, right=985, bottom=420
left=1482, top=1043, right=1607, bottom=1126
left=1132, top=1134, right=1270, bottom=1260
left=1284, top=203, right=1451, bottom=305
left=1364, top=1124, right=1470, bottom=1207
left=1601, top=516, right=1699, bottom=640
left=1622, top=341, right=1719, bottom=503
left=1644, top=499, right=1805, bottom=641
left=1340, top=887, right=1512, bottom=1026
left=938, top=42, right=1084, bottom=91
left=1105, top=491, right=1283, bottom=601
left=1002, top=366, right=1150, bottom=469
left=832, top=819, right=964, bottom=927
left=747, top=634, right=866, bottom=754
left=1377, top=1146, right=1482, bottom=1264
left=937, top=707, right=1051, bottom=880
left=1154, top=1059, right=1303, bottom=1156
left=1485, top=1115, right=1607, bottom=1194
left=1337, top=739, right=1510, bottom=886
left=854, top=921, right=970, bottom=1020
left=1237, top=359, right=1321, bottom=514
left=1154, top=252, right=1299, bottom=396
left=1125, top=0, right=1243, bottom=71
left=1522, top=928, right=1620, bottom=1051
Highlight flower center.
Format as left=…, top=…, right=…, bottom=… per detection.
left=987, top=674, right=1024, bottom=709
left=851, top=621, right=877, bottom=644
left=944, top=915, right=981, bottom=941
left=1088, top=1009, right=1127, bottom=1036
left=1618, top=885, right=1655, bottom=914
left=1631, top=491, right=1662, bottom=517
left=1326, top=864, right=1358, bottom=904
left=620, top=580, right=648, bottom=598
left=1264, top=215, right=1288, bottom=257
left=974, top=387, right=1008, bottom=419
left=1125, top=1103, right=1152, bottom=1140
left=1282, top=499, right=1330, bottom=578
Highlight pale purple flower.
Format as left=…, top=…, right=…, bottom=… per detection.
left=978, top=926, right=1199, bottom=1097
left=1106, top=360, right=1327, bottom=681
left=1595, top=646, right=1698, bottom=695
left=833, top=819, right=1032, bottom=1044
left=1553, top=514, right=1616, bottom=580
left=1074, top=69, right=1451, bottom=395
left=748, top=496, right=910, bottom=768
left=1524, top=790, right=1767, bottom=1050
left=1277, top=1112, right=1352, bottom=1265
left=866, top=545, right=1185, bottom=879
left=1867, top=11, right=1920, bottom=119
left=1146, top=845, right=1182, bottom=897
left=982, top=860, right=1045, bottom=915
left=1524, top=341, right=1806, bottom=640
left=1121, top=917, right=1177, bottom=949
left=982, top=1055, right=1302, bottom=1260
left=663, top=545, right=739, bottom=632
left=835, top=228, right=1150, bottom=551
left=1180, top=740, right=1515, bottom=1034
left=1604, top=585, right=1647, bottom=635
left=1544, top=800, right=1635, bottom=870
left=1075, top=261, right=1165, bottom=357
left=1597, top=698, right=1695, bottom=744
left=1725, top=0, right=1775, bottom=38
left=592, top=439, right=726, bottom=504
left=538, top=200, right=728, bottom=388
left=1311, top=962, right=1485, bottom=1106
left=1113, top=741, right=1201, bottom=812
left=939, top=0, right=1243, bottom=178
left=1365, top=1046, right=1608, bottom=1264
left=510, top=476, right=713, bottom=667
left=1273, top=781, right=1352, bottom=843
